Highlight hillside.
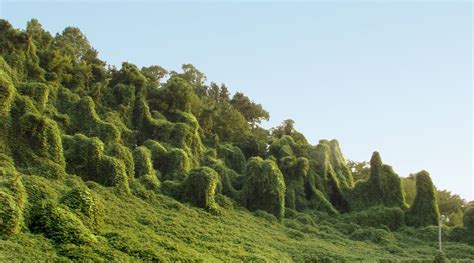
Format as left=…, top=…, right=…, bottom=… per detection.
left=0, top=19, right=473, bottom=262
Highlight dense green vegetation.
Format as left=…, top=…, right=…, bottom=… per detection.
left=0, top=19, right=473, bottom=262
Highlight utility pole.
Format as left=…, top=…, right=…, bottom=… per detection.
left=439, top=215, right=449, bottom=251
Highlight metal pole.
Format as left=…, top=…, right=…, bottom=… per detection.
left=438, top=216, right=443, bottom=252
left=438, top=217, right=442, bottom=251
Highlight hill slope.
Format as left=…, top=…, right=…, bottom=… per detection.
left=0, top=19, right=473, bottom=262
left=1, top=176, right=473, bottom=262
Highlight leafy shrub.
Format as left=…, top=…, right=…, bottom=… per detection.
left=29, top=200, right=96, bottom=245
left=0, top=191, right=21, bottom=237
left=296, top=213, right=315, bottom=226
left=433, top=251, right=447, bottom=263
left=286, top=228, right=306, bottom=240
left=103, top=231, right=167, bottom=262
left=350, top=227, right=392, bottom=244
left=335, top=222, right=360, bottom=235
left=409, top=225, right=446, bottom=242
left=383, top=244, right=404, bottom=255
left=253, top=210, right=277, bottom=223
left=139, top=173, right=161, bottom=191
left=103, top=83, right=136, bottom=121
left=0, top=160, right=26, bottom=239
left=449, top=226, right=474, bottom=245
left=215, top=193, right=234, bottom=209
left=57, top=243, right=105, bottom=262
left=284, top=208, right=298, bottom=219
left=21, top=175, right=61, bottom=214
left=160, top=180, right=181, bottom=199
left=343, top=206, right=405, bottom=231
left=60, top=187, right=104, bottom=232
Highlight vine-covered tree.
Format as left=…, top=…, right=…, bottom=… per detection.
left=230, top=92, right=269, bottom=127
left=406, top=171, right=440, bottom=227
left=346, top=160, right=370, bottom=182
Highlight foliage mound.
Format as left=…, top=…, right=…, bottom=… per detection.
left=349, top=152, right=407, bottom=211
left=406, top=170, right=440, bottom=227
left=62, top=134, right=130, bottom=193
left=29, top=200, right=96, bottom=245
left=179, top=166, right=219, bottom=213
left=243, top=157, right=286, bottom=221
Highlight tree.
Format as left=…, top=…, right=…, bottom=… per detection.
left=437, top=190, right=463, bottom=214
left=271, top=119, right=295, bottom=138
left=109, top=62, right=147, bottom=97
left=55, top=27, right=98, bottom=63
left=212, top=103, right=250, bottom=142
left=236, top=126, right=269, bottom=159
left=437, top=190, right=465, bottom=226
left=230, top=92, right=269, bottom=126
left=0, top=19, right=44, bottom=81
left=53, top=27, right=106, bottom=88
left=346, top=160, right=370, bottom=182
left=463, top=207, right=474, bottom=230
left=204, top=82, right=230, bottom=104
left=170, top=64, right=206, bottom=87
left=141, top=65, right=168, bottom=88
left=156, top=76, right=200, bottom=114
left=402, top=174, right=416, bottom=206
left=367, top=152, right=384, bottom=200
left=26, top=19, right=53, bottom=51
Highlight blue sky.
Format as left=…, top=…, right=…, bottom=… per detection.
left=1, top=1, right=472, bottom=200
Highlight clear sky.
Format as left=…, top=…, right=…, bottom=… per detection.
left=1, top=1, right=472, bottom=200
